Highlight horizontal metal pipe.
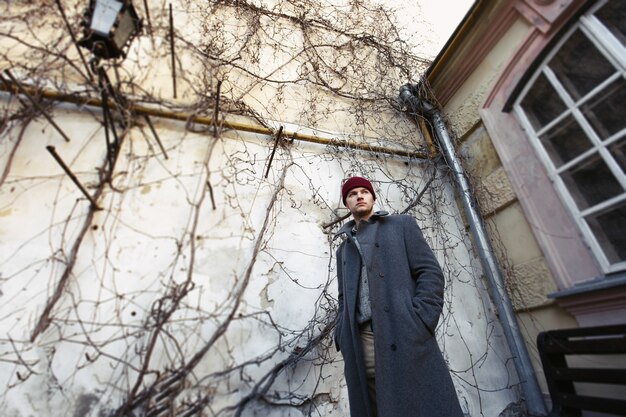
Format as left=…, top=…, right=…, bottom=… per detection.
left=3, top=70, right=72, bottom=142
left=0, top=81, right=427, bottom=160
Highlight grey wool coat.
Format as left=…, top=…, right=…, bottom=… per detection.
left=334, top=211, right=463, bottom=417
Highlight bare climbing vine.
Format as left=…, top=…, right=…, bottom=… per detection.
left=0, top=1, right=527, bottom=417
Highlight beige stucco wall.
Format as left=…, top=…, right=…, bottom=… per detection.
left=441, top=18, right=530, bottom=136
left=458, top=123, right=559, bottom=311
left=430, top=8, right=582, bottom=398
left=431, top=6, right=572, bottom=306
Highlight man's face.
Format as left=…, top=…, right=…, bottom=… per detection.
left=345, top=187, right=374, bottom=220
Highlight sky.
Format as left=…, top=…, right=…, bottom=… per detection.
left=387, top=0, right=475, bottom=58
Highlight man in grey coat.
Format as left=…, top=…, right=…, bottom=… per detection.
left=334, top=176, right=463, bottom=417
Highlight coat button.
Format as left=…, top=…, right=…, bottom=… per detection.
left=384, top=306, right=390, bottom=312
left=379, top=272, right=384, bottom=278
left=390, top=343, right=397, bottom=351
left=375, top=243, right=379, bottom=248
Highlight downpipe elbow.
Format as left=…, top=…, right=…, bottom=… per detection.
left=398, top=83, right=436, bottom=118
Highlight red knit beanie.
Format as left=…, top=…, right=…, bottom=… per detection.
left=342, top=176, right=376, bottom=205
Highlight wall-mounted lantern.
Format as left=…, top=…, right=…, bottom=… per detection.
left=78, top=0, right=142, bottom=59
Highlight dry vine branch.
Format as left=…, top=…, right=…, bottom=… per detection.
left=0, top=1, right=526, bottom=416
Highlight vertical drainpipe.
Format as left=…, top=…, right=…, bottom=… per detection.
left=399, top=83, right=547, bottom=417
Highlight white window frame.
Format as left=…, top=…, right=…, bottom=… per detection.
left=513, top=0, right=626, bottom=274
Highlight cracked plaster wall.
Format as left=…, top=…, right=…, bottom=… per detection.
left=0, top=106, right=524, bottom=416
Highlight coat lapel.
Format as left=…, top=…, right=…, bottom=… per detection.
left=333, top=211, right=389, bottom=325
left=341, top=235, right=361, bottom=324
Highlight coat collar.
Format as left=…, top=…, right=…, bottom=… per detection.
left=334, top=210, right=389, bottom=239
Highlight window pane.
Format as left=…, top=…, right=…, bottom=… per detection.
left=539, top=115, right=593, bottom=167
left=514, top=3, right=626, bottom=270
left=609, top=137, right=626, bottom=174
left=581, top=78, right=626, bottom=140
left=560, top=153, right=623, bottom=210
left=586, top=201, right=626, bottom=264
left=520, top=73, right=567, bottom=131
left=594, top=1, right=626, bottom=46
left=549, top=29, right=615, bottom=101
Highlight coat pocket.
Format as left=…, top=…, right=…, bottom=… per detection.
left=410, top=302, right=434, bottom=342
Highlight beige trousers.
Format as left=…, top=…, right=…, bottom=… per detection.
left=359, top=322, right=377, bottom=417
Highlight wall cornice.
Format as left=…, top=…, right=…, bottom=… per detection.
left=428, top=0, right=586, bottom=108
left=553, top=279, right=626, bottom=326
left=428, top=1, right=517, bottom=106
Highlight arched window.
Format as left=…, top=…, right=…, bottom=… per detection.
left=514, top=0, right=625, bottom=273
